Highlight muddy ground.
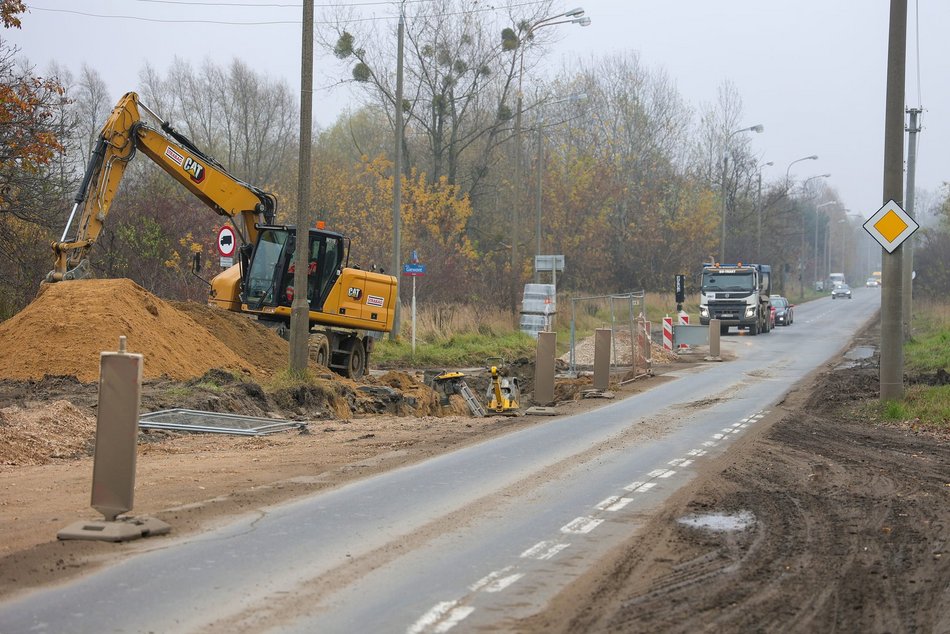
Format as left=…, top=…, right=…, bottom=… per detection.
left=518, top=321, right=950, bottom=633
left=0, top=359, right=672, bottom=599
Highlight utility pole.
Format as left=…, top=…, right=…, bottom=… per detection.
left=720, top=155, right=728, bottom=263
left=902, top=106, right=921, bottom=342
left=289, top=0, right=314, bottom=373
left=390, top=10, right=405, bottom=342
left=880, top=0, right=907, bottom=401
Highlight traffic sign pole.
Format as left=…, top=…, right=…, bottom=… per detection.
left=401, top=261, right=425, bottom=356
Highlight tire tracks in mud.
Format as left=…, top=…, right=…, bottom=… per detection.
left=516, top=369, right=950, bottom=634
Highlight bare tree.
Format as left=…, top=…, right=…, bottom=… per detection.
left=138, top=58, right=298, bottom=187
left=322, top=0, right=557, bottom=196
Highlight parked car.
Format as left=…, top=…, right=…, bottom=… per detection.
left=831, top=284, right=852, bottom=299
left=768, top=303, right=776, bottom=330
left=769, top=295, right=794, bottom=325
left=866, top=277, right=880, bottom=287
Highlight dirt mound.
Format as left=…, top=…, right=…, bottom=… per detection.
left=0, top=280, right=280, bottom=383
left=171, top=300, right=292, bottom=377
left=0, top=400, right=95, bottom=466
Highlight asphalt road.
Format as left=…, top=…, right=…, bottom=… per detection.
left=0, top=289, right=881, bottom=634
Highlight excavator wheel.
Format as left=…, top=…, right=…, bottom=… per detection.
left=340, top=337, right=366, bottom=379
left=309, top=334, right=330, bottom=367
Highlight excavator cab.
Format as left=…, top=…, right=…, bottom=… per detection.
left=242, top=226, right=343, bottom=313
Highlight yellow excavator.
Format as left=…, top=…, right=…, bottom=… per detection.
left=47, top=92, right=396, bottom=378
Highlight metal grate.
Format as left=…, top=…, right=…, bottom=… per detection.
left=139, top=409, right=303, bottom=436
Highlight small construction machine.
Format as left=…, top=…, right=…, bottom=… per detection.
left=486, top=358, right=521, bottom=415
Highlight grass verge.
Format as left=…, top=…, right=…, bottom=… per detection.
left=872, top=298, right=950, bottom=431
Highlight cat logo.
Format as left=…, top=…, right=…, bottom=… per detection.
left=183, top=157, right=206, bottom=184
left=347, top=287, right=363, bottom=299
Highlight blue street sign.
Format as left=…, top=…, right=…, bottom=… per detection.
left=403, top=263, right=426, bottom=276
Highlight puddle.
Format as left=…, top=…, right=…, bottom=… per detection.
left=844, top=346, right=875, bottom=360
left=836, top=345, right=876, bottom=369
left=677, top=510, right=756, bottom=532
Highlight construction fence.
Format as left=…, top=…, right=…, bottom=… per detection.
left=567, top=291, right=652, bottom=378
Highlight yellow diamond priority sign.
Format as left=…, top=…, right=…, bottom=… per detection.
left=863, top=199, right=918, bottom=253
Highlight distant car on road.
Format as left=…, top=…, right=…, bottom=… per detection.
left=831, top=284, right=852, bottom=299
left=866, top=277, right=880, bottom=287
left=769, top=295, right=794, bottom=325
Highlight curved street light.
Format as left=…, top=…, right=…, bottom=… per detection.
left=785, top=154, right=818, bottom=186
left=510, top=8, right=590, bottom=316
left=720, top=124, right=764, bottom=263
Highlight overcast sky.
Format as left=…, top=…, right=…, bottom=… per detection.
left=5, top=1, right=945, bottom=224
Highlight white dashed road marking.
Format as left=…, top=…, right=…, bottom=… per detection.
left=408, top=601, right=475, bottom=634
left=561, top=516, right=604, bottom=534
left=520, top=540, right=570, bottom=561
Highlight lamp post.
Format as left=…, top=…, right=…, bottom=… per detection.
left=510, top=7, right=589, bottom=317
left=720, top=124, right=764, bottom=263
left=755, top=161, right=773, bottom=261
left=784, top=154, right=818, bottom=188
left=797, top=173, right=830, bottom=300
left=815, top=200, right=837, bottom=287
left=533, top=93, right=587, bottom=282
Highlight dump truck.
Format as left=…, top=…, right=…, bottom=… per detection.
left=698, top=262, right=772, bottom=335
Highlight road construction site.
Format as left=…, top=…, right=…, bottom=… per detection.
left=0, top=281, right=947, bottom=634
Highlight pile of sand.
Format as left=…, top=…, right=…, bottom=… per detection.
left=0, top=279, right=290, bottom=383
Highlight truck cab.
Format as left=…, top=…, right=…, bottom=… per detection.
left=699, top=263, right=771, bottom=336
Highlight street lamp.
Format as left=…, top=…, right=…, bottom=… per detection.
left=785, top=154, right=818, bottom=188
left=755, top=160, right=773, bottom=260
left=796, top=173, right=830, bottom=300
left=533, top=93, right=587, bottom=282
left=509, top=7, right=590, bottom=317
left=720, top=123, right=764, bottom=263
left=815, top=200, right=838, bottom=287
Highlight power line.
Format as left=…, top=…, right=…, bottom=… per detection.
left=130, top=0, right=428, bottom=7
left=28, top=1, right=548, bottom=26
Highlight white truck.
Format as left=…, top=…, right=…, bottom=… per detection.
left=699, top=263, right=772, bottom=336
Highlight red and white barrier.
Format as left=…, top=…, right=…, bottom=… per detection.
left=662, top=315, right=673, bottom=351
left=677, top=311, right=690, bottom=349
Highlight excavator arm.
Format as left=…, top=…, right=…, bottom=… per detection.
left=48, top=91, right=276, bottom=281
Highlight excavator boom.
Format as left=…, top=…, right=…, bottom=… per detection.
left=48, top=92, right=275, bottom=281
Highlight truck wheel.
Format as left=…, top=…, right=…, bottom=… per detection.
left=342, top=338, right=366, bottom=379
left=720, top=324, right=729, bottom=336
left=749, top=322, right=759, bottom=336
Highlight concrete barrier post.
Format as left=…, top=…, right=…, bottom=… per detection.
left=593, top=328, right=611, bottom=391
left=91, top=336, right=143, bottom=520
left=534, top=331, right=556, bottom=406
left=707, top=319, right=722, bottom=361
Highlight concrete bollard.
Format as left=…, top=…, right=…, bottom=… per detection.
left=534, top=331, right=556, bottom=406
left=59, top=337, right=170, bottom=542
left=707, top=319, right=722, bottom=361
left=593, top=328, right=611, bottom=390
